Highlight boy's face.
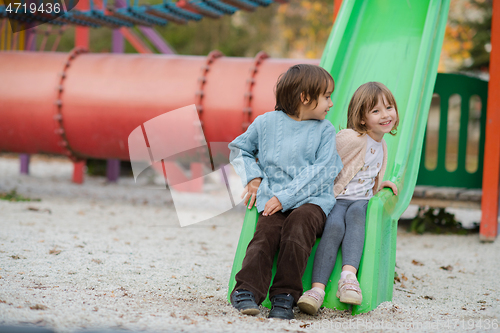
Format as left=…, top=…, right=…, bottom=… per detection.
left=300, top=81, right=334, bottom=121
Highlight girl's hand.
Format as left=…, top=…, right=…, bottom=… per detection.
left=381, top=180, right=398, bottom=195
left=263, top=196, right=282, bottom=216
left=242, top=177, right=262, bottom=209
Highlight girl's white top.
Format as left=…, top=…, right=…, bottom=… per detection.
left=336, top=135, right=383, bottom=200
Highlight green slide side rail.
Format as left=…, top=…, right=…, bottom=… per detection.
left=228, top=0, right=450, bottom=315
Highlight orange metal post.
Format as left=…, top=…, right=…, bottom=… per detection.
left=72, top=160, right=86, bottom=184
left=333, top=0, right=342, bottom=22
left=75, top=0, right=89, bottom=48
left=480, top=0, right=500, bottom=241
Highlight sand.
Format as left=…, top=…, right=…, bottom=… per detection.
left=0, top=154, right=499, bottom=333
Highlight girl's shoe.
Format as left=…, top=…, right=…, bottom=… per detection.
left=297, top=288, right=324, bottom=315
left=336, top=274, right=362, bottom=305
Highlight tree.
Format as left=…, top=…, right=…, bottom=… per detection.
left=442, top=0, right=492, bottom=72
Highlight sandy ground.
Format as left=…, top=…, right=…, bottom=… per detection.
left=0, top=154, right=499, bottom=333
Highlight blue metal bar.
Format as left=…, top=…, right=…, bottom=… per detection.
left=162, top=0, right=202, bottom=20
left=203, top=0, right=238, bottom=14
left=118, top=7, right=167, bottom=26
left=146, top=5, right=187, bottom=24
left=186, top=0, right=223, bottom=17
left=220, top=0, right=258, bottom=11
left=249, top=0, right=272, bottom=6
left=2, top=0, right=278, bottom=28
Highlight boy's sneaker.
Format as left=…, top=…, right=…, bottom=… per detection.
left=336, top=274, right=362, bottom=305
left=297, top=288, right=324, bottom=315
left=231, top=289, right=260, bottom=315
left=268, top=293, right=295, bottom=320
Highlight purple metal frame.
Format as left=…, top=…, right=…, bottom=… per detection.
left=20, top=154, right=30, bottom=175
left=138, top=26, right=175, bottom=54
left=106, top=159, right=121, bottom=182
left=19, top=27, right=37, bottom=176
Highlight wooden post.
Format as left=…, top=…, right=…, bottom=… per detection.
left=480, top=0, right=500, bottom=242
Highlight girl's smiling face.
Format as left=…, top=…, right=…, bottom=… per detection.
left=362, top=94, right=398, bottom=142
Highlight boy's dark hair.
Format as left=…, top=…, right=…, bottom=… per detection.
left=274, top=64, right=334, bottom=117
left=347, top=81, right=399, bottom=136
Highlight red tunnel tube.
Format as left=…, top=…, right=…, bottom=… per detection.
left=0, top=50, right=319, bottom=161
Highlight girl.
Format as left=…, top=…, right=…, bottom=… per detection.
left=228, top=64, right=343, bottom=320
left=297, top=82, right=399, bottom=315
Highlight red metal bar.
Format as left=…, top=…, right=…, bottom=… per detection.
left=480, top=0, right=500, bottom=241
left=176, top=0, right=200, bottom=14
left=333, top=0, right=342, bottom=22
left=39, top=26, right=52, bottom=51
left=51, top=26, right=65, bottom=52
left=73, top=0, right=89, bottom=184
left=119, top=27, right=153, bottom=54
left=72, top=160, right=86, bottom=184
left=75, top=0, right=90, bottom=48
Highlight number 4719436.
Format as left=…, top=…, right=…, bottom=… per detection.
left=5, top=2, right=62, bottom=14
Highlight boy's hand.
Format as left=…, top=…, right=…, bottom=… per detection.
left=242, top=177, right=262, bottom=209
left=263, top=196, right=282, bottom=216
left=381, top=180, right=398, bottom=195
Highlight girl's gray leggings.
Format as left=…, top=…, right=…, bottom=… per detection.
left=312, top=199, right=369, bottom=286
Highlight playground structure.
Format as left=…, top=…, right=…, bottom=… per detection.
left=1, top=0, right=499, bottom=315
left=412, top=73, right=487, bottom=211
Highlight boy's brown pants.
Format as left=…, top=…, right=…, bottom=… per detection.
left=233, top=203, right=326, bottom=305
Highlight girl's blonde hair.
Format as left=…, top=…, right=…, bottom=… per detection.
left=347, top=82, right=399, bottom=136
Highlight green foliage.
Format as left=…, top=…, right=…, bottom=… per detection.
left=157, top=4, right=281, bottom=57
left=409, top=207, right=479, bottom=235
left=85, top=159, right=134, bottom=177
left=457, top=0, right=492, bottom=71
left=86, top=159, right=108, bottom=176
left=463, top=0, right=492, bottom=71
left=0, top=189, right=41, bottom=202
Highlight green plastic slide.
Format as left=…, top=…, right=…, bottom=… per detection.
left=228, top=0, right=450, bottom=315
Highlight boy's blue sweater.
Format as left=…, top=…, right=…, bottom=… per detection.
left=229, top=110, right=342, bottom=216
